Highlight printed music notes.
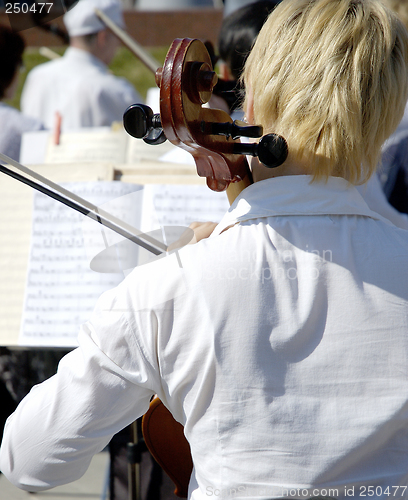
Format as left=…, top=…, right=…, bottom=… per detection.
left=18, top=182, right=229, bottom=347
left=19, top=182, right=143, bottom=347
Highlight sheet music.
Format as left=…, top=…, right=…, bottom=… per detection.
left=18, top=182, right=229, bottom=347
left=19, top=182, right=144, bottom=347
left=126, top=135, right=177, bottom=164
left=0, top=175, right=34, bottom=345
left=0, top=163, right=114, bottom=347
left=45, top=129, right=128, bottom=164
left=140, top=184, right=230, bottom=230
left=24, top=126, right=195, bottom=166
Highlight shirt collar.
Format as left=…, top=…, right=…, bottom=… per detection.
left=213, top=175, right=388, bottom=236
left=64, top=47, right=108, bottom=72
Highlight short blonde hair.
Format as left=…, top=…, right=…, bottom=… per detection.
left=243, top=0, right=408, bottom=183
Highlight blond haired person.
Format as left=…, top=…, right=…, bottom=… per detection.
left=2, top=1, right=408, bottom=498
left=245, top=0, right=408, bottom=228
left=244, top=0, right=408, bottom=183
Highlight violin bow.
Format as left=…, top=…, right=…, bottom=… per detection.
left=94, top=8, right=160, bottom=75
left=0, top=152, right=166, bottom=256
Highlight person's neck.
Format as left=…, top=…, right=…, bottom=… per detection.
left=250, top=155, right=313, bottom=183
left=69, top=39, right=101, bottom=62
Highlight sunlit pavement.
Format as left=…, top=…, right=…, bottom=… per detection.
left=0, top=451, right=109, bottom=500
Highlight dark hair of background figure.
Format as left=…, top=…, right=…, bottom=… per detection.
left=0, top=26, right=24, bottom=100
left=218, top=0, right=282, bottom=81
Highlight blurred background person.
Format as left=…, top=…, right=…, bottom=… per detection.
left=212, top=0, right=281, bottom=117
left=376, top=0, right=408, bottom=213
left=0, top=26, right=43, bottom=161
left=222, top=0, right=257, bottom=16
left=20, top=0, right=142, bottom=131
left=135, top=0, right=215, bottom=9
left=218, top=0, right=281, bottom=82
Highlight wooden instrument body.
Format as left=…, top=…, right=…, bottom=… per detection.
left=142, top=397, right=193, bottom=498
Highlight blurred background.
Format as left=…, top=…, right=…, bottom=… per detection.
left=0, top=0, right=256, bottom=109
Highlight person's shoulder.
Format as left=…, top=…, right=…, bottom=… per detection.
left=26, top=56, right=64, bottom=78
left=0, top=102, right=24, bottom=121
left=0, top=104, right=43, bottom=131
left=86, top=72, right=141, bottom=102
left=19, top=112, right=44, bottom=131
left=97, top=71, right=138, bottom=91
left=23, top=57, right=66, bottom=92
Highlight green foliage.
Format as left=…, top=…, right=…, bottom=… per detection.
left=5, top=45, right=169, bottom=111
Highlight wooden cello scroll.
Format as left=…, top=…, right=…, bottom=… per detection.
left=157, top=37, right=252, bottom=202
left=124, top=37, right=288, bottom=204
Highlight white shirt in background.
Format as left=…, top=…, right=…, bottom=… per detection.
left=20, top=47, right=142, bottom=131
left=0, top=103, right=43, bottom=161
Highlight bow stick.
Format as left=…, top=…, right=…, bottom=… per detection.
left=95, top=8, right=160, bottom=75
left=0, top=152, right=167, bottom=256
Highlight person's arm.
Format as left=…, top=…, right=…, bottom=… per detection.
left=0, top=287, right=156, bottom=492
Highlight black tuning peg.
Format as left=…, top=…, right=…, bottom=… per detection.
left=123, top=104, right=167, bottom=145
left=233, top=134, right=288, bottom=168
left=208, top=120, right=263, bottom=140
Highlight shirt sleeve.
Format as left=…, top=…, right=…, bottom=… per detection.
left=0, top=286, right=156, bottom=492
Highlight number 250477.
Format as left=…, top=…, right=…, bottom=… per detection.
left=5, top=3, right=54, bottom=14
left=357, top=486, right=408, bottom=497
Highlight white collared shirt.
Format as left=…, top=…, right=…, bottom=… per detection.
left=1, top=176, right=408, bottom=499
left=21, top=47, right=142, bottom=131
left=0, top=103, right=43, bottom=161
